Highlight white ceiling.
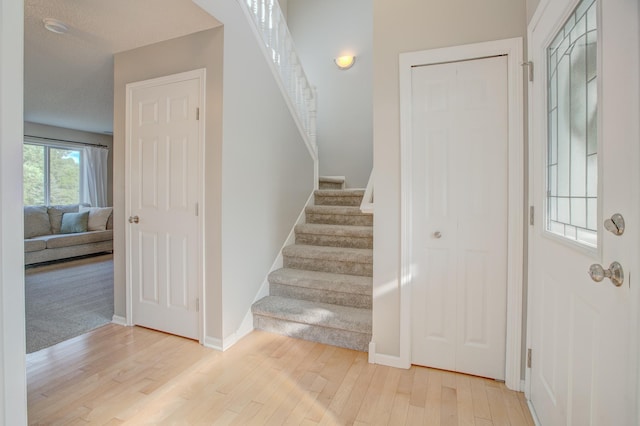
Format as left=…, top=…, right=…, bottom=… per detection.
left=24, top=0, right=221, bottom=134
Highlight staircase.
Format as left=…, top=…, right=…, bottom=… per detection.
left=251, top=177, right=373, bottom=351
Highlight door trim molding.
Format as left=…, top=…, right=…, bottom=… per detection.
left=124, top=68, right=206, bottom=343
left=397, top=38, right=525, bottom=390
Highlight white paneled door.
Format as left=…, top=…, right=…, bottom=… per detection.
left=528, top=0, right=639, bottom=424
left=126, top=70, right=203, bottom=340
left=410, top=56, right=509, bottom=380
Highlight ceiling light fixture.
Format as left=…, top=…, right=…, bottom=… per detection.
left=334, top=55, right=356, bottom=70
left=43, top=18, right=69, bottom=34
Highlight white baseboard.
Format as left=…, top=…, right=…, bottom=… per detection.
left=111, top=315, right=127, bottom=326
left=368, top=341, right=411, bottom=369
left=204, top=336, right=223, bottom=351
left=203, top=316, right=255, bottom=352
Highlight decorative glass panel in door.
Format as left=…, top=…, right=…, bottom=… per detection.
left=546, top=0, right=597, bottom=247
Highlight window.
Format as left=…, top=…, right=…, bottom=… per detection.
left=546, top=0, right=597, bottom=247
left=23, top=143, right=82, bottom=206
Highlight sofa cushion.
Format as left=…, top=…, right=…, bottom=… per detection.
left=24, top=238, right=46, bottom=253
left=79, top=206, right=113, bottom=231
left=24, top=205, right=51, bottom=238
left=60, top=211, right=89, bottom=234
left=44, top=230, right=113, bottom=249
left=48, top=204, right=80, bottom=234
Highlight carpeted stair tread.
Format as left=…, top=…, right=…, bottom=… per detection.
left=295, top=223, right=372, bottom=238
left=314, top=189, right=365, bottom=206
left=305, top=205, right=373, bottom=226
left=269, top=268, right=372, bottom=308
left=252, top=183, right=374, bottom=351
left=306, top=205, right=369, bottom=215
left=319, top=176, right=346, bottom=185
left=315, top=189, right=365, bottom=198
left=252, top=296, right=372, bottom=334
left=269, top=268, right=372, bottom=295
left=283, top=244, right=372, bottom=263
left=295, top=223, right=373, bottom=249
left=318, top=176, right=346, bottom=190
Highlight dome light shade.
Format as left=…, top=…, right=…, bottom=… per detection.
left=43, top=18, right=69, bottom=34
left=334, top=55, right=356, bottom=70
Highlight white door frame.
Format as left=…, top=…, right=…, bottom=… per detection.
left=398, top=38, right=525, bottom=390
left=124, top=68, right=206, bottom=343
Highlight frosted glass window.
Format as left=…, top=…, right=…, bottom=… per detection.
left=547, top=0, right=597, bottom=247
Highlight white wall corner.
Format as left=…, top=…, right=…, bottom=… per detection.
left=111, top=315, right=128, bottom=326
left=368, top=341, right=411, bottom=369
left=371, top=352, right=411, bottom=370
left=368, top=341, right=376, bottom=363
left=203, top=336, right=224, bottom=352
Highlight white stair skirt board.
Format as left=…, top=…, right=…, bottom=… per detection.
left=252, top=184, right=373, bottom=351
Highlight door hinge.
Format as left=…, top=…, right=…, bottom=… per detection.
left=527, top=348, right=532, bottom=368
left=196, top=107, right=200, bottom=121
left=530, top=206, right=535, bottom=226
left=196, top=297, right=200, bottom=312
left=195, top=202, right=199, bottom=216
left=522, top=61, right=534, bottom=82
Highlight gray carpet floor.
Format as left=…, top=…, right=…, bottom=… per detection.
left=25, top=254, right=114, bottom=353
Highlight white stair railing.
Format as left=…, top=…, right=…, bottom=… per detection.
left=360, top=168, right=374, bottom=214
left=239, top=0, right=318, bottom=161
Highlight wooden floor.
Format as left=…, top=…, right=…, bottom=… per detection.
left=27, top=325, right=534, bottom=425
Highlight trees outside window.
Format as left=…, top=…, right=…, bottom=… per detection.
left=23, top=143, right=81, bottom=206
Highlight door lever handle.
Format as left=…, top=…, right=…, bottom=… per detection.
left=128, top=215, right=139, bottom=224
left=588, top=261, right=624, bottom=287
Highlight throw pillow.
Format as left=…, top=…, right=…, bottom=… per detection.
left=79, top=206, right=113, bottom=231
left=47, top=204, right=79, bottom=234
left=24, top=205, right=52, bottom=238
left=60, top=211, right=89, bottom=234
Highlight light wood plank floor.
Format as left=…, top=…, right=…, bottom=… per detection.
left=27, top=325, right=534, bottom=425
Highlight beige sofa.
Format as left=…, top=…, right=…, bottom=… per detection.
left=24, top=204, right=113, bottom=266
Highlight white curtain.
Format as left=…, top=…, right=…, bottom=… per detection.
left=82, top=146, right=109, bottom=207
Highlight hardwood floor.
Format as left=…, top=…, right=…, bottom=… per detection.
left=27, top=325, right=534, bottom=425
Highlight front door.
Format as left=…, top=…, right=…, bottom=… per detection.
left=410, top=55, right=509, bottom=380
left=528, top=0, right=639, bottom=423
left=126, top=70, right=204, bottom=340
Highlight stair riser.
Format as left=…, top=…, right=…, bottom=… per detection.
left=284, top=256, right=372, bottom=277
left=319, top=182, right=344, bottom=190
left=314, top=195, right=363, bottom=206
left=253, top=315, right=371, bottom=352
left=270, top=283, right=372, bottom=309
left=295, top=234, right=373, bottom=249
left=305, top=213, right=373, bottom=226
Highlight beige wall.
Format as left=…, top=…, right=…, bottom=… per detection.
left=23, top=121, right=114, bottom=207
left=527, top=0, right=541, bottom=23
left=288, top=0, right=373, bottom=188
left=113, top=27, right=224, bottom=337
left=372, top=0, right=527, bottom=356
